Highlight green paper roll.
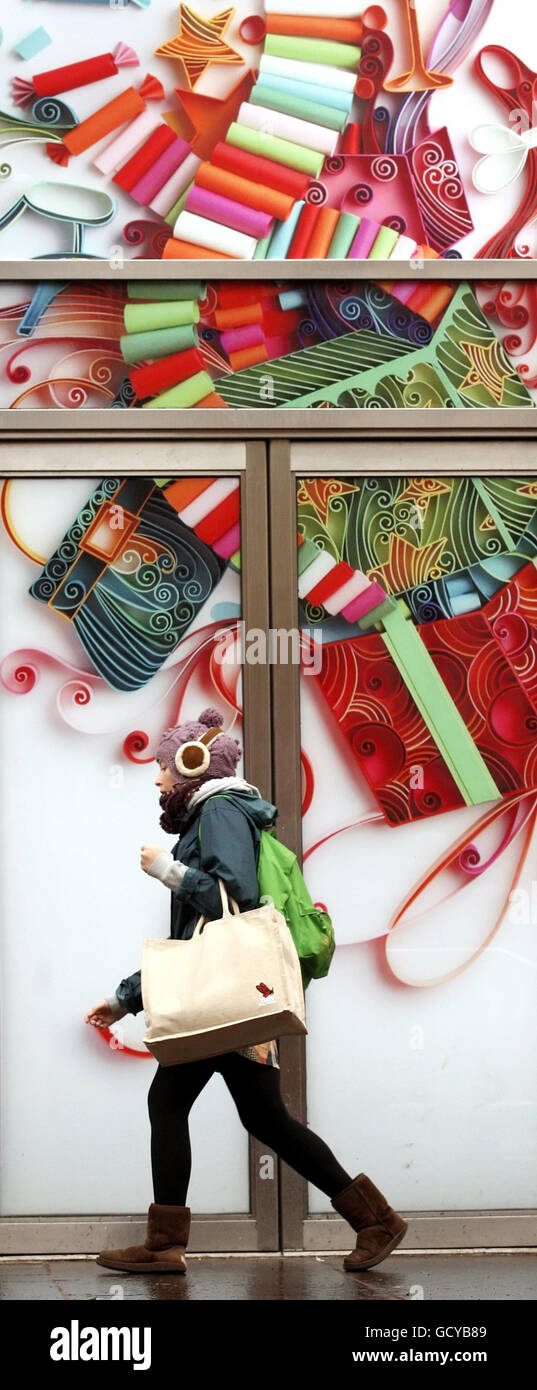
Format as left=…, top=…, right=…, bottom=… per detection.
left=253, top=230, right=272, bottom=259
left=120, top=323, right=199, bottom=365
left=165, top=180, right=195, bottom=227
left=326, top=211, right=360, bottom=258
left=226, top=122, right=324, bottom=177
left=250, top=84, right=346, bottom=132
left=123, top=300, right=200, bottom=333
left=142, top=370, right=214, bottom=409
left=127, top=281, right=205, bottom=301
left=264, top=34, right=361, bottom=70
left=367, top=225, right=399, bottom=260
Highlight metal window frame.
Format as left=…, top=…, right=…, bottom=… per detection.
left=269, top=435, right=537, bottom=1254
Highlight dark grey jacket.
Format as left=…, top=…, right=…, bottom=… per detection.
left=113, top=787, right=278, bottom=1016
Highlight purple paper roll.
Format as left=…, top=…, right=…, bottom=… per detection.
left=220, top=323, right=265, bottom=353
left=348, top=217, right=379, bottom=259
left=185, top=183, right=273, bottom=239
left=129, top=137, right=190, bottom=206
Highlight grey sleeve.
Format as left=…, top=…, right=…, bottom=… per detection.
left=146, top=851, right=188, bottom=891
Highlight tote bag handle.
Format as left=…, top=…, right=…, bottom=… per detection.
left=193, top=876, right=241, bottom=936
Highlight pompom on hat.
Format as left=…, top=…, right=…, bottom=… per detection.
left=155, top=706, right=241, bottom=785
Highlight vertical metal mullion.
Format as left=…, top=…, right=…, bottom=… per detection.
left=241, top=440, right=280, bottom=1250
left=268, top=439, right=308, bottom=1251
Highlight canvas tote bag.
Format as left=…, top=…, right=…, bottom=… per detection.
left=142, top=876, right=307, bottom=1066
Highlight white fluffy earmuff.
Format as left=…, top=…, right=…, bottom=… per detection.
left=174, top=724, right=222, bottom=779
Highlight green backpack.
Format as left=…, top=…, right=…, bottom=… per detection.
left=198, top=794, right=335, bottom=990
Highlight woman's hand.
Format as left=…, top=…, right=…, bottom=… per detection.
left=85, top=1001, right=118, bottom=1028
left=140, top=844, right=167, bottom=872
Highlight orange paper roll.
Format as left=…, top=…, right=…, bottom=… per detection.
left=162, top=237, right=234, bottom=260
left=265, top=14, right=363, bottom=41
left=194, top=392, right=228, bottom=408
left=229, top=343, right=268, bottom=371
left=215, top=303, right=264, bottom=329
left=195, top=161, right=294, bottom=221
left=305, top=205, right=340, bottom=258
left=62, top=87, right=147, bottom=156
left=405, top=285, right=454, bottom=322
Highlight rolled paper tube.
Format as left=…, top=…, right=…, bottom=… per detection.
left=348, top=218, right=380, bottom=258
left=264, top=34, right=361, bottom=68
left=389, top=234, right=418, bottom=260
left=306, top=559, right=355, bottom=607
left=257, top=71, right=354, bottom=112
left=229, top=344, right=268, bottom=370
left=287, top=203, right=322, bottom=258
left=217, top=283, right=281, bottom=306
left=195, top=392, right=228, bottom=409
left=305, top=205, right=340, bottom=257
left=165, top=180, right=196, bottom=227
left=221, top=324, right=265, bottom=352
left=262, top=306, right=302, bottom=334
left=266, top=0, right=363, bottom=13
left=94, top=108, right=161, bottom=174
left=406, top=286, right=454, bottom=323
left=127, top=280, right=205, bottom=301
left=185, top=184, right=273, bottom=239
left=173, top=210, right=258, bottom=259
left=143, top=371, right=215, bottom=409
left=278, top=288, right=308, bottom=308
left=253, top=231, right=272, bottom=258
left=213, top=522, right=241, bottom=558
left=368, top=224, right=399, bottom=260
left=120, top=324, right=199, bottom=363
left=31, top=45, right=138, bottom=99
left=325, top=210, right=360, bottom=257
left=449, top=593, right=482, bottom=616
left=114, top=125, right=176, bottom=192
left=226, top=122, right=325, bottom=177
left=249, top=84, right=347, bottom=132
left=341, top=581, right=386, bottom=623
left=340, top=122, right=361, bottom=154
left=259, top=52, right=356, bottom=91
left=162, top=238, right=233, bottom=260
left=150, top=152, right=201, bottom=216
left=215, top=303, right=263, bottom=327
left=123, top=300, right=200, bottom=333
left=130, top=347, right=205, bottom=400
left=265, top=14, right=363, bottom=41
left=236, top=101, right=339, bottom=156
left=211, top=139, right=310, bottom=198
left=239, top=14, right=267, bottom=42
left=322, top=568, right=371, bottom=614
left=129, top=137, right=191, bottom=205
left=266, top=200, right=304, bottom=257
left=195, top=160, right=295, bottom=220
left=62, top=86, right=147, bottom=156
left=413, top=245, right=440, bottom=260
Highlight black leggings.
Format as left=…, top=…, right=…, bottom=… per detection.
left=148, top=1050, right=353, bottom=1205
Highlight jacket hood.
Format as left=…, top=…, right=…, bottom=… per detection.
left=182, top=775, right=278, bottom=831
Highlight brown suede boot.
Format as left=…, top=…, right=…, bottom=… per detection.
left=331, top=1173, right=408, bottom=1271
left=96, top=1203, right=190, bottom=1274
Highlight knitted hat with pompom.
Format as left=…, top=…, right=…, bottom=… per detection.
left=155, top=706, right=241, bottom=787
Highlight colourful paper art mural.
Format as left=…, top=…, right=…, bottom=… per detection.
left=1, top=277, right=536, bottom=408
left=1, top=1, right=536, bottom=258
left=297, top=473, right=537, bottom=825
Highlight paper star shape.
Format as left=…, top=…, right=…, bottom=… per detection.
left=459, top=339, right=512, bottom=406
left=155, top=5, right=244, bottom=90
left=163, top=69, right=255, bottom=159
left=368, top=535, right=448, bottom=593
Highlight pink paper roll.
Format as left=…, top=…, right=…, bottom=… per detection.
left=348, top=217, right=379, bottom=258
left=213, top=522, right=241, bottom=558
left=341, top=580, right=386, bottom=622
left=94, top=108, right=161, bottom=174
left=185, top=184, right=273, bottom=240
left=129, top=136, right=191, bottom=205
left=220, top=323, right=265, bottom=353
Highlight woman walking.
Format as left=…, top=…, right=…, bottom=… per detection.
left=85, top=706, right=408, bottom=1275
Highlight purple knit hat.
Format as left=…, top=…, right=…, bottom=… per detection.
left=155, top=706, right=241, bottom=786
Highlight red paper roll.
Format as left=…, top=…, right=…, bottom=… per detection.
left=262, top=306, right=302, bottom=335
left=210, top=140, right=310, bottom=200
left=114, top=125, right=176, bottom=192
left=33, top=44, right=138, bottom=98
left=287, top=203, right=322, bottom=259
left=217, top=284, right=281, bottom=308
left=129, top=347, right=205, bottom=400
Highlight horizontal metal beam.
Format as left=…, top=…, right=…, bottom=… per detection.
left=1, top=408, right=536, bottom=443
left=0, top=259, right=532, bottom=281
left=302, top=1212, right=537, bottom=1252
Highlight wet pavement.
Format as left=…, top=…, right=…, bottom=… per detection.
left=1, top=1251, right=535, bottom=1300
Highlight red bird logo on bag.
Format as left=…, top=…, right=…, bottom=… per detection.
left=256, top=982, right=274, bottom=998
